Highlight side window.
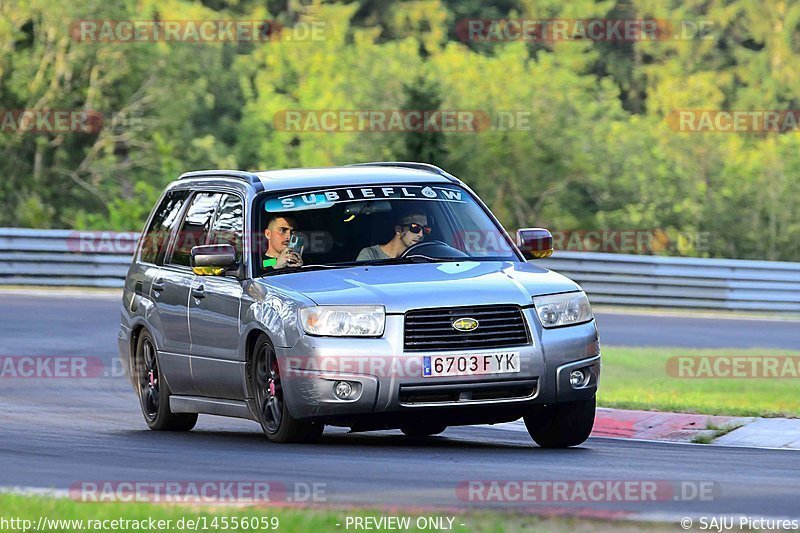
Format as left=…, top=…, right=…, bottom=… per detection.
left=168, top=193, right=221, bottom=267
left=208, top=194, right=244, bottom=264
left=140, top=190, right=190, bottom=265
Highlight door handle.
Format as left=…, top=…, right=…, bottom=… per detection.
left=191, top=286, right=206, bottom=299
left=152, top=279, right=165, bottom=292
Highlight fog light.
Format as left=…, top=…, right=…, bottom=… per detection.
left=334, top=381, right=353, bottom=399
left=569, top=370, right=587, bottom=388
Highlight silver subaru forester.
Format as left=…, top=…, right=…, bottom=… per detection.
left=118, top=162, right=600, bottom=446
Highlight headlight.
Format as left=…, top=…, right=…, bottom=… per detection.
left=299, top=306, right=385, bottom=337
left=533, top=292, right=593, bottom=328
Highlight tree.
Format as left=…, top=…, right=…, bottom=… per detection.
left=400, top=76, right=448, bottom=163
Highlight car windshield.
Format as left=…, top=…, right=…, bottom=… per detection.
left=254, top=183, right=519, bottom=275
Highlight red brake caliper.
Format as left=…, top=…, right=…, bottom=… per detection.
left=268, top=360, right=278, bottom=397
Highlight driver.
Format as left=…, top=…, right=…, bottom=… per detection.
left=263, top=214, right=303, bottom=270
left=357, top=210, right=431, bottom=261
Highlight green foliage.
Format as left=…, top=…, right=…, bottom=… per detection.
left=14, top=194, right=55, bottom=228
left=401, top=76, right=448, bottom=163
left=1, top=0, right=798, bottom=261
left=73, top=182, right=160, bottom=231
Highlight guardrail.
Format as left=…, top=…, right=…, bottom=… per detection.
left=540, top=251, right=800, bottom=313
left=1, top=228, right=799, bottom=312
left=0, top=228, right=137, bottom=288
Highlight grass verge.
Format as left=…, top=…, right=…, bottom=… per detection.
left=690, top=422, right=744, bottom=444
left=0, top=494, right=683, bottom=533
left=598, top=347, right=800, bottom=418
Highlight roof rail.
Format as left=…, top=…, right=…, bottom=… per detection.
left=177, top=170, right=264, bottom=191
left=347, top=162, right=459, bottom=183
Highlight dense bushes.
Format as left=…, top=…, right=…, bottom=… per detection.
left=2, top=0, right=798, bottom=260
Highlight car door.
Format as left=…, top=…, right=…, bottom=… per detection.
left=127, top=189, right=190, bottom=322
left=155, top=191, right=221, bottom=395
left=188, top=193, right=247, bottom=400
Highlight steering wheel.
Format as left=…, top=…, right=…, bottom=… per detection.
left=401, top=240, right=462, bottom=258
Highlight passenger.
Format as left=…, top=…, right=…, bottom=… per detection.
left=263, top=215, right=303, bottom=270
left=357, top=210, right=431, bottom=261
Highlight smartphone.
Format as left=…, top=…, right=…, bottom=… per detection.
left=287, top=234, right=305, bottom=256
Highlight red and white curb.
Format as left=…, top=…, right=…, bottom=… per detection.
left=483, top=407, right=800, bottom=450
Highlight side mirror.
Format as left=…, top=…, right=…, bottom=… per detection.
left=190, top=244, right=237, bottom=276
left=516, top=228, right=554, bottom=259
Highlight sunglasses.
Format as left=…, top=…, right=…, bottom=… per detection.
left=401, top=223, right=432, bottom=235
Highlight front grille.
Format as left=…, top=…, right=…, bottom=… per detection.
left=399, top=379, right=537, bottom=405
left=403, top=305, right=530, bottom=352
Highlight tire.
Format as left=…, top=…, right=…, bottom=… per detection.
left=523, top=396, right=596, bottom=448
left=400, top=424, right=447, bottom=437
left=251, top=335, right=324, bottom=443
left=135, top=330, right=197, bottom=431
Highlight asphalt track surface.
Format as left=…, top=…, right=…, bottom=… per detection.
left=1, top=292, right=799, bottom=522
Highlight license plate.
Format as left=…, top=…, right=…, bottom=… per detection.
left=422, top=352, right=520, bottom=377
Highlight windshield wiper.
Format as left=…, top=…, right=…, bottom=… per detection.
left=349, top=255, right=463, bottom=266
left=260, top=263, right=352, bottom=276
left=260, top=256, right=463, bottom=276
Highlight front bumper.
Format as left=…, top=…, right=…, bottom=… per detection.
left=277, top=308, right=601, bottom=424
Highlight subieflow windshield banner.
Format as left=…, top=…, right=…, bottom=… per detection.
left=264, top=185, right=466, bottom=212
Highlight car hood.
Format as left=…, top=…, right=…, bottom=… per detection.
left=259, top=261, right=581, bottom=313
